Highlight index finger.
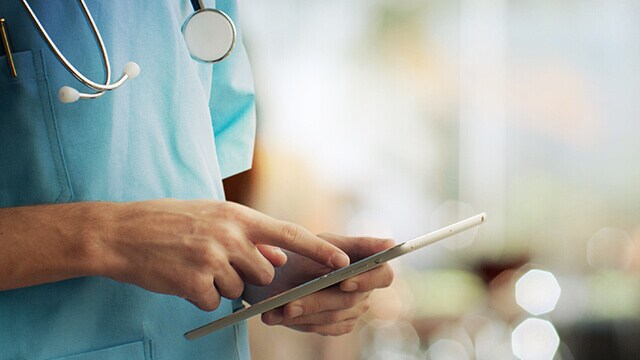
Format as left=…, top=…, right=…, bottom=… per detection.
left=251, top=218, right=350, bottom=269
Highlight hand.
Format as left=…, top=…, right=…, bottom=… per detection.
left=96, top=199, right=350, bottom=311
left=245, top=234, right=395, bottom=336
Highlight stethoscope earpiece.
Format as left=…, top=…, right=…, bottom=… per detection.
left=58, top=61, right=140, bottom=103
left=124, top=62, right=141, bottom=79
left=58, top=86, right=80, bottom=104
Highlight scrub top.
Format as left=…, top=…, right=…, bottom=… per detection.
left=0, top=1, right=255, bottom=359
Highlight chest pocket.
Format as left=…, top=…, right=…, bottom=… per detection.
left=0, top=49, right=73, bottom=207
left=47, top=339, right=151, bottom=360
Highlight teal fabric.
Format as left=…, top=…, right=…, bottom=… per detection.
left=0, top=0, right=254, bottom=359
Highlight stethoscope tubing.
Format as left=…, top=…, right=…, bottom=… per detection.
left=21, top=0, right=233, bottom=103
left=20, top=0, right=124, bottom=98
left=190, top=0, right=204, bottom=11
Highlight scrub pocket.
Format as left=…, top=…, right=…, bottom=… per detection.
left=0, top=49, right=72, bottom=207
left=47, top=339, right=151, bottom=360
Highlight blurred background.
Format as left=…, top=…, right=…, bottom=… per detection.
left=226, top=0, right=640, bottom=359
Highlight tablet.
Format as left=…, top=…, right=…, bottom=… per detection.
left=184, top=212, right=486, bottom=340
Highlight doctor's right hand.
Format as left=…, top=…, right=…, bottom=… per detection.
left=94, top=199, right=350, bottom=311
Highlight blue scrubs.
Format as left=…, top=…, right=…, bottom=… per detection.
left=0, top=1, right=255, bottom=359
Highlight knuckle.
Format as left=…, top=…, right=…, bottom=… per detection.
left=312, top=245, right=329, bottom=265
left=311, top=297, right=326, bottom=313
left=219, top=201, right=246, bottom=221
left=280, top=222, right=302, bottom=245
left=193, top=243, right=213, bottom=264
left=216, top=224, right=242, bottom=249
left=217, top=200, right=236, bottom=216
left=201, top=247, right=225, bottom=269
left=183, top=239, right=226, bottom=270
left=361, top=298, right=371, bottom=313
left=182, top=234, right=206, bottom=254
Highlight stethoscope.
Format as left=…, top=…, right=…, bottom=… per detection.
left=20, top=0, right=236, bottom=103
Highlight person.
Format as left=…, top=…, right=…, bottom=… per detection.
left=0, top=1, right=394, bottom=359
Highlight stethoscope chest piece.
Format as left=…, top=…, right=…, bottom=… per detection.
left=182, top=9, right=236, bottom=63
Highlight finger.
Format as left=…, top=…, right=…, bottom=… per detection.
left=317, top=234, right=396, bottom=261
left=288, top=319, right=359, bottom=336
left=186, top=280, right=221, bottom=312
left=250, top=216, right=350, bottom=269
left=262, top=291, right=370, bottom=326
left=262, top=307, right=285, bottom=326
left=215, top=229, right=275, bottom=286
left=279, top=302, right=368, bottom=326
left=213, top=266, right=245, bottom=299
left=339, top=263, right=394, bottom=292
left=226, top=240, right=276, bottom=286
left=282, top=288, right=370, bottom=320
left=256, top=244, right=288, bottom=267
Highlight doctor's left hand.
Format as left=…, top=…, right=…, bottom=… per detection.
left=244, top=234, right=395, bottom=336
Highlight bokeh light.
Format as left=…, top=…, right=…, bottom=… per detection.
left=511, top=318, right=560, bottom=360
left=238, top=1, right=640, bottom=359
left=472, top=317, right=512, bottom=360
left=429, top=322, right=475, bottom=357
left=366, top=321, right=421, bottom=359
left=515, top=269, right=561, bottom=316
left=426, top=339, right=470, bottom=360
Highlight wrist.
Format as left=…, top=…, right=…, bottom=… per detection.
left=69, top=201, right=122, bottom=279
left=0, top=201, right=126, bottom=290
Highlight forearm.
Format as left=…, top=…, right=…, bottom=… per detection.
left=0, top=198, right=349, bottom=312
left=0, top=202, right=112, bottom=291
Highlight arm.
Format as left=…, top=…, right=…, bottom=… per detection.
left=0, top=201, right=104, bottom=291
left=0, top=199, right=350, bottom=311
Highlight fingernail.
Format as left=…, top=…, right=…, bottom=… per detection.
left=342, top=281, right=358, bottom=292
left=288, top=305, right=304, bottom=318
left=330, top=253, right=350, bottom=268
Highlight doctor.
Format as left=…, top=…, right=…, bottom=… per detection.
left=0, top=1, right=393, bottom=359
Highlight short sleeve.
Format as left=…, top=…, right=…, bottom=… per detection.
left=209, top=0, right=257, bottom=179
